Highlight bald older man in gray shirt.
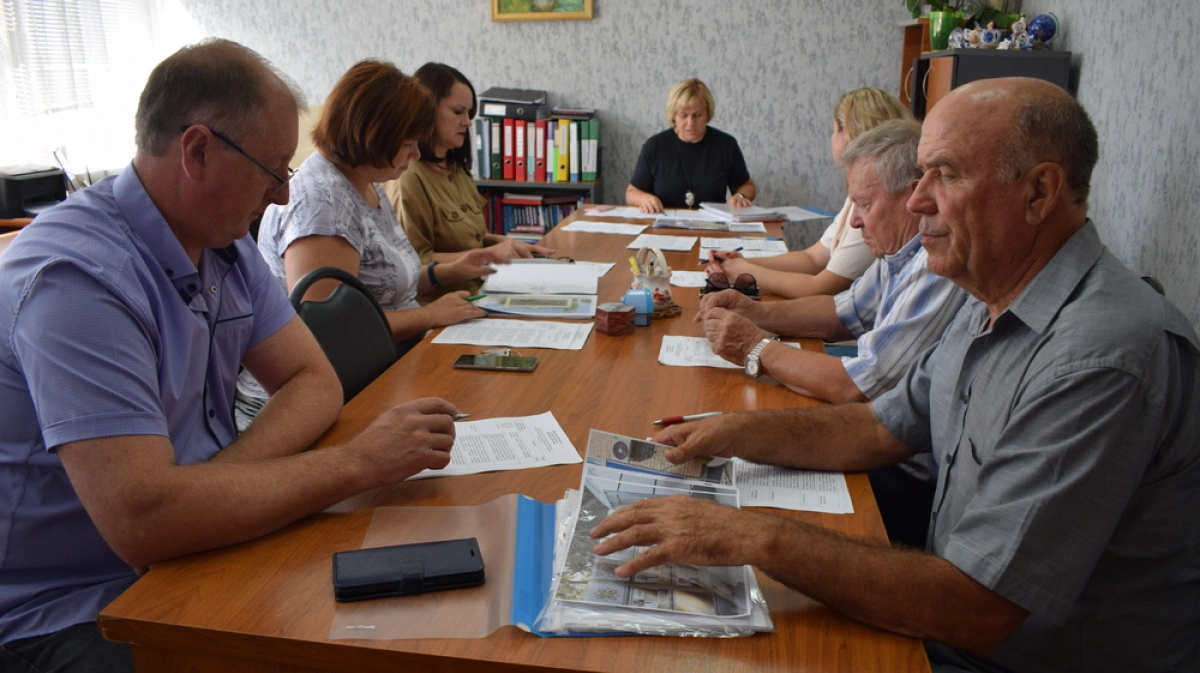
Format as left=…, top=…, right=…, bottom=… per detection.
left=588, top=78, right=1200, bottom=673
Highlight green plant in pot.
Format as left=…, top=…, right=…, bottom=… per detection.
left=902, top=1, right=1021, bottom=30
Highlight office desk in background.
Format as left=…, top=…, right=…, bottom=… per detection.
left=99, top=211, right=931, bottom=673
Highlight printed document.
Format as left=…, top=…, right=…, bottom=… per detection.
left=562, top=220, right=648, bottom=235
left=626, top=234, right=697, bottom=252
left=774, top=206, right=831, bottom=222
left=669, top=270, right=708, bottom=288
left=433, top=318, right=593, bottom=350
left=483, top=263, right=599, bottom=295
left=476, top=294, right=597, bottom=319
left=409, top=411, right=581, bottom=480
left=698, top=237, right=788, bottom=262
left=658, top=336, right=799, bottom=369
left=733, top=458, right=854, bottom=514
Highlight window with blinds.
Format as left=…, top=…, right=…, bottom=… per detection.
left=0, top=0, right=202, bottom=173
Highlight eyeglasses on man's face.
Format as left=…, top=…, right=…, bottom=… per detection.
left=179, top=125, right=295, bottom=193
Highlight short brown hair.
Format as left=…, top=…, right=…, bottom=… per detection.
left=996, top=94, right=1099, bottom=204
left=312, top=60, right=435, bottom=169
left=135, top=38, right=305, bottom=157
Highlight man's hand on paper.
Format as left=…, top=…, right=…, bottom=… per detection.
left=652, top=414, right=739, bottom=464
left=589, top=494, right=772, bottom=577
left=348, top=397, right=458, bottom=485
left=701, top=308, right=772, bottom=365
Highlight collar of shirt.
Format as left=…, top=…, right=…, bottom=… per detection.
left=1003, top=220, right=1104, bottom=335
left=881, top=233, right=924, bottom=275
left=113, top=165, right=239, bottom=311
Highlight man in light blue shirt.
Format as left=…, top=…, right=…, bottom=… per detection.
left=701, top=120, right=968, bottom=547
left=0, top=40, right=460, bottom=672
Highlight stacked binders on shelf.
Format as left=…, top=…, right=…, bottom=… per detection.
left=472, top=89, right=600, bottom=185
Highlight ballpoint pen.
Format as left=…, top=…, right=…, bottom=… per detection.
left=651, top=411, right=723, bottom=427
left=465, top=294, right=487, bottom=302
left=453, top=413, right=471, bottom=421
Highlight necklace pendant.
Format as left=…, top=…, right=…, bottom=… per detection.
left=685, top=191, right=695, bottom=207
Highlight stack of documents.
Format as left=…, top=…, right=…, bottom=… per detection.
left=698, top=202, right=784, bottom=222
left=483, top=263, right=599, bottom=295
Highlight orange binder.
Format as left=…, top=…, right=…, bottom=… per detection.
left=514, top=120, right=526, bottom=180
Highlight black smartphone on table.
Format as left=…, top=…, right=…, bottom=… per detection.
left=453, top=354, right=539, bottom=372
left=332, top=538, right=486, bottom=602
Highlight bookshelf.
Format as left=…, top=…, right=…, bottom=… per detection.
left=475, top=178, right=602, bottom=204
left=475, top=179, right=602, bottom=242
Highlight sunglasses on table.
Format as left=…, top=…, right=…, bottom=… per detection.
left=701, top=272, right=760, bottom=299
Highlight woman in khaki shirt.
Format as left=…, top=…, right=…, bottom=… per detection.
left=385, top=63, right=552, bottom=295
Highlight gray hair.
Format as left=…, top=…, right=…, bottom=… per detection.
left=995, top=94, right=1098, bottom=205
left=837, top=119, right=922, bottom=194
left=135, top=38, right=306, bottom=156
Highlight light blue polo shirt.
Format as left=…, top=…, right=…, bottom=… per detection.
left=0, top=164, right=295, bottom=643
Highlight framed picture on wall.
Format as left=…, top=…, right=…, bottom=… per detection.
left=492, top=0, right=593, bottom=22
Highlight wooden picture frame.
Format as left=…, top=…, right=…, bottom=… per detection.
left=492, top=0, right=593, bottom=22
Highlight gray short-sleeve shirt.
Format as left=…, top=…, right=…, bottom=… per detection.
left=873, top=222, right=1200, bottom=673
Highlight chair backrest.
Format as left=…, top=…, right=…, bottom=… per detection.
left=289, top=267, right=398, bottom=403
left=0, top=231, right=18, bottom=258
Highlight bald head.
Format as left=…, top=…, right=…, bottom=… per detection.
left=135, top=38, right=306, bottom=156
left=932, top=78, right=1098, bottom=205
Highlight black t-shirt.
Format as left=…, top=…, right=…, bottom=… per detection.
left=629, top=126, right=751, bottom=208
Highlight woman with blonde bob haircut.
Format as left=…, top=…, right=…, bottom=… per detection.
left=707, top=87, right=912, bottom=298
left=626, top=78, right=756, bottom=213
left=235, top=60, right=493, bottom=430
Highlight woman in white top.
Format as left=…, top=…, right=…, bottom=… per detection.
left=707, top=88, right=912, bottom=298
left=235, top=60, right=494, bottom=429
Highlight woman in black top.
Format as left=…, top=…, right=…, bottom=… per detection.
left=626, top=78, right=756, bottom=213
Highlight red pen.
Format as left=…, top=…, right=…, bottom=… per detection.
left=651, top=411, right=723, bottom=427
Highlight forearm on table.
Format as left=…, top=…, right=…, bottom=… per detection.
left=731, top=180, right=755, bottom=201
left=757, top=296, right=853, bottom=340
left=385, top=305, right=435, bottom=340
left=756, top=268, right=853, bottom=300
left=749, top=251, right=822, bottom=274
left=749, top=516, right=1026, bottom=654
left=724, top=404, right=909, bottom=471
left=761, top=346, right=867, bottom=404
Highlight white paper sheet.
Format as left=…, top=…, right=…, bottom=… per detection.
left=669, top=270, right=708, bottom=288
left=698, top=237, right=788, bottom=262
left=483, top=264, right=599, bottom=295
left=657, top=336, right=799, bottom=369
left=582, top=206, right=646, bottom=219
left=574, top=261, right=615, bottom=277
left=562, top=220, right=648, bottom=235
left=409, top=411, right=582, bottom=480
left=733, top=458, right=854, bottom=514
left=626, top=234, right=698, bottom=252
left=656, top=208, right=724, bottom=222
left=433, top=319, right=593, bottom=350
left=773, top=206, right=832, bottom=222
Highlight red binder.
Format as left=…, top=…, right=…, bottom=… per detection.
left=514, top=119, right=526, bottom=181
left=502, top=118, right=515, bottom=180
left=534, top=119, right=547, bottom=182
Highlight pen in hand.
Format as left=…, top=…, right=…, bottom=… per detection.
left=453, top=413, right=471, bottom=421
left=651, top=411, right=722, bottom=427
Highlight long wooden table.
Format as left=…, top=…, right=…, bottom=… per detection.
left=99, top=212, right=930, bottom=673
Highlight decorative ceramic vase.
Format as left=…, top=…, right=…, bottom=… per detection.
left=1027, top=13, right=1059, bottom=44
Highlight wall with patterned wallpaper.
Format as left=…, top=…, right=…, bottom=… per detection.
left=179, top=0, right=1200, bottom=327
left=177, top=0, right=910, bottom=232
left=1018, top=1, right=1200, bottom=328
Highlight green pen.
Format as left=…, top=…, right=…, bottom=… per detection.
left=466, top=294, right=487, bottom=302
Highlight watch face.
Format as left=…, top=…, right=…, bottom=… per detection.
left=745, top=356, right=760, bottom=377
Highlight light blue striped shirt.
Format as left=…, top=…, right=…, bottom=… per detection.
left=834, top=234, right=968, bottom=400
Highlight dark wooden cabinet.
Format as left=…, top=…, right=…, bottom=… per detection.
left=910, top=48, right=1072, bottom=118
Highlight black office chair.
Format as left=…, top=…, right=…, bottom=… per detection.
left=289, top=267, right=398, bottom=402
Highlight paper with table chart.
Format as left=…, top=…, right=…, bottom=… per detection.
left=432, top=318, right=593, bottom=350
left=658, top=336, right=800, bottom=369
left=561, top=220, right=648, bottom=235
left=732, top=458, right=854, bottom=514
left=475, top=294, right=596, bottom=319
left=408, top=411, right=581, bottom=480
left=482, top=263, right=599, bottom=295
left=698, top=237, right=789, bottom=261
left=626, top=234, right=697, bottom=252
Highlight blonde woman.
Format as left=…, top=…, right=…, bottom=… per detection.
left=708, top=88, right=912, bottom=298
left=626, top=78, right=756, bottom=214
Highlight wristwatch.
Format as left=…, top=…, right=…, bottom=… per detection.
left=744, top=337, right=778, bottom=378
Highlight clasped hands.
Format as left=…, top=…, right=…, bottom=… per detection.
left=696, top=286, right=774, bottom=365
